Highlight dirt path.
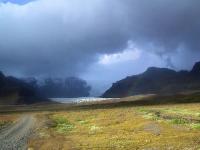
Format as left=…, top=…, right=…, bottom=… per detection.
left=0, top=115, right=36, bottom=150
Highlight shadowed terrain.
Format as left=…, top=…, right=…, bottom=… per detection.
left=103, top=61, right=200, bottom=98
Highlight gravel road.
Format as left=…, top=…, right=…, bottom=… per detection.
left=0, top=115, right=36, bottom=150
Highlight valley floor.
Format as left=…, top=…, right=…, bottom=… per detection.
left=0, top=94, right=200, bottom=150
left=28, top=103, right=200, bottom=150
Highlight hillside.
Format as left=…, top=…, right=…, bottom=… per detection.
left=102, top=61, right=200, bottom=98
left=0, top=71, right=91, bottom=105
left=37, top=77, right=91, bottom=98
left=0, top=72, right=47, bottom=105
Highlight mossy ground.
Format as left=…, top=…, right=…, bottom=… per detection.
left=29, top=103, right=200, bottom=150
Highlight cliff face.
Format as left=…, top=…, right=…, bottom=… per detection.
left=102, top=61, right=200, bottom=98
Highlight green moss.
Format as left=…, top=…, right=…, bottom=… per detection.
left=164, top=108, right=200, bottom=117
left=171, top=118, right=187, bottom=124
left=78, top=120, right=88, bottom=125
left=190, top=123, right=200, bottom=130
left=53, top=116, right=75, bottom=134
left=56, top=123, right=74, bottom=133
left=197, top=113, right=200, bottom=117
left=137, top=108, right=161, bottom=121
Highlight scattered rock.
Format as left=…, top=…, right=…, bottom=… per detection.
left=143, top=123, right=161, bottom=136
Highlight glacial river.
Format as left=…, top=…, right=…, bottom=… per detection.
left=49, top=97, right=118, bottom=103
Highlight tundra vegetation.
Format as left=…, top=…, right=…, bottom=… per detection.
left=0, top=94, right=200, bottom=149
left=0, top=115, right=18, bottom=130
left=28, top=102, right=200, bottom=150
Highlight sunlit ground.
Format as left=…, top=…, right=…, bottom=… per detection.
left=27, top=103, right=200, bottom=150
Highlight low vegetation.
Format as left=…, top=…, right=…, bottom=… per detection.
left=137, top=105, right=200, bottom=130
left=0, top=115, right=18, bottom=130
left=0, top=120, right=11, bottom=129
left=52, top=115, right=75, bottom=134
left=29, top=103, right=200, bottom=150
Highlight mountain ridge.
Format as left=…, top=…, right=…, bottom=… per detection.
left=0, top=72, right=48, bottom=105
left=102, top=61, right=200, bottom=98
left=0, top=72, right=91, bottom=105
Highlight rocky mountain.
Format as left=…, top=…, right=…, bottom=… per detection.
left=191, top=61, right=200, bottom=75
left=0, top=72, right=92, bottom=105
left=102, top=61, right=200, bottom=98
left=38, top=77, right=91, bottom=98
left=0, top=72, right=47, bottom=105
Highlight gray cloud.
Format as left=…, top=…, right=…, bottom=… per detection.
left=126, top=0, right=200, bottom=53
left=0, top=0, right=200, bottom=79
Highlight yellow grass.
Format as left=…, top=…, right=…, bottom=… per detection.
left=0, top=114, right=19, bottom=129
left=29, top=103, right=200, bottom=150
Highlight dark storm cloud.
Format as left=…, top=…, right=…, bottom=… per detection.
left=124, top=0, right=200, bottom=53
left=0, top=0, right=200, bottom=77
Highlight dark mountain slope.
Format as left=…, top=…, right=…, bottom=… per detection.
left=103, top=61, right=200, bottom=98
left=191, top=61, right=200, bottom=75
left=38, top=77, right=91, bottom=98
left=0, top=72, right=47, bottom=105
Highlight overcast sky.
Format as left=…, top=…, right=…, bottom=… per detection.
left=0, top=0, right=200, bottom=95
